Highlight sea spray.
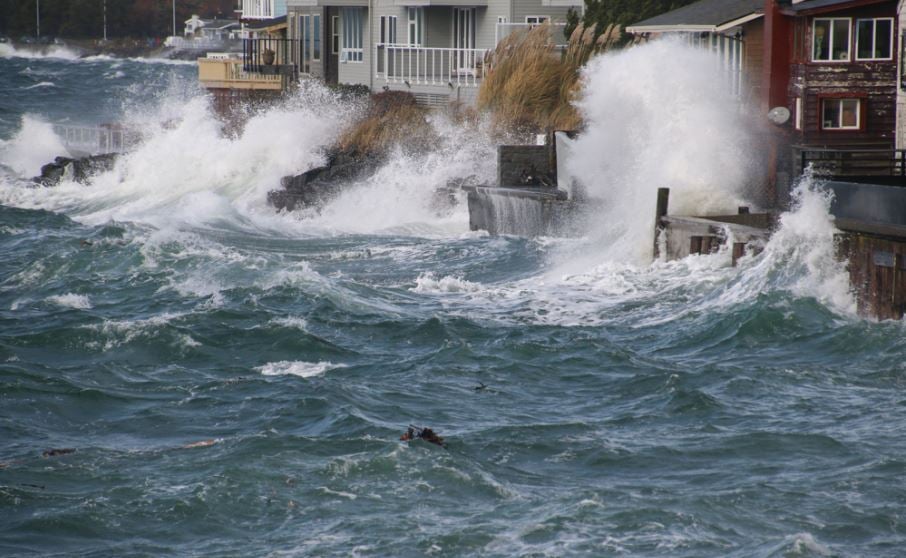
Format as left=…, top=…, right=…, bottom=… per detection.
left=721, top=173, right=856, bottom=316
left=563, top=38, right=760, bottom=266
left=0, top=115, right=70, bottom=177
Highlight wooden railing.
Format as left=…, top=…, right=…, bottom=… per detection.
left=798, top=148, right=906, bottom=183
left=376, top=44, right=488, bottom=87
left=198, top=57, right=285, bottom=90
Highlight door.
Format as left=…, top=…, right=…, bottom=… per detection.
left=452, top=8, right=476, bottom=72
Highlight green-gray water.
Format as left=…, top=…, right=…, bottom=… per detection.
left=1, top=44, right=905, bottom=557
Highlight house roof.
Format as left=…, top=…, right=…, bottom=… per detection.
left=200, top=18, right=239, bottom=29
left=627, top=0, right=764, bottom=33
left=245, top=15, right=287, bottom=29
left=785, top=0, right=892, bottom=13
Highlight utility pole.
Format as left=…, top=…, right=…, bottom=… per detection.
left=35, top=0, right=40, bottom=38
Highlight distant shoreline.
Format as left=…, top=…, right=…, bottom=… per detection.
left=4, top=37, right=231, bottom=61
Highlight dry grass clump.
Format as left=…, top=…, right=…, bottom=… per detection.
left=337, top=90, right=436, bottom=156
left=478, top=22, right=621, bottom=134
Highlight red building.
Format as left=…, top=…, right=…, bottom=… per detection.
left=762, top=0, right=903, bottom=190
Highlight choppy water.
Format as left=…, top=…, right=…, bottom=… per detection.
left=2, top=43, right=906, bottom=557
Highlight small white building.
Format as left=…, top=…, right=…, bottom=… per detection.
left=185, top=15, right=241, bottom=40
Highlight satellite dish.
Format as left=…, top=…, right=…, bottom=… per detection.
left=768, top=106, right=791, bottom=125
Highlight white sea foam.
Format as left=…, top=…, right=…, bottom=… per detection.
left=0, top=115, right=69, bottom=177
left=22, top=81, right=55, bottom=90
left=0, top=43, right=81, bottom=61
left=269, top=316, right=309, bottom=331
left=560, top=38, right=758, bottom=268
left=46, top=293, right=92, bottom=309
left=412, top=272, right=483, bottom=294
left=256, top=361, right=345, bottom=378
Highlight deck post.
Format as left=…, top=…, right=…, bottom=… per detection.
left=654, top=187, right=670, bottom=259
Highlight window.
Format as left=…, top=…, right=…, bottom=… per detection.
left=525, top=16, right=549, bottom=26
left=822, top=98, right=860, bottom=130
left=813, top=18, right=851, bottom=61
left=380, top=15, right=397, bottom=44
left=332, top=15, right=339, bottom=55
left=856, top=18, right=892, bottom=60
left=313, top=14, right=321, bottom=61
left=408, top=7, right=424, bottom=46
left=341, top=7, right=364, bottom=62
left=300, top=15, right=310, bottom=73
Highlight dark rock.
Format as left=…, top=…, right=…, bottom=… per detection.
left=268, top=150, right=380, bottom=212
left=33, top=153, right=118, bottom=187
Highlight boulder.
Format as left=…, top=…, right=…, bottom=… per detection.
left=268, top=150, right=379, bottom=212
left=33, top=153, right=118, bottom=187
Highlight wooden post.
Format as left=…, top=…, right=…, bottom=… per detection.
left=654, top=187, right=669, bottom=259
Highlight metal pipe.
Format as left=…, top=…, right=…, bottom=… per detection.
left=36, top=0, right=40, bottom=38
left=172, top=0, right=176, bottom=39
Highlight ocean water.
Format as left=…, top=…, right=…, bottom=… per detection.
left=2, top=43, right=906, bottom=557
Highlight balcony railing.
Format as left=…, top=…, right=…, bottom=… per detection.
left=241, top=0, right=276, bottom=19
left=243, top=37, right=298, bottom=76
left=376, top=44, right=488, bottom=87
left=198, top=56, right=286, bottom=90
left=798, top=147, right=906, bottom=185
left=53, top=124, right=137, bottom=155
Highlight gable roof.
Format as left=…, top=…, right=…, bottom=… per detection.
left=626, top=0, right=764, bottom=34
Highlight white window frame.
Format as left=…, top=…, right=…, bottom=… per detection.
left=821, top=98, right=861, bottom=130
left=310, top=15, right=322, bottom=62
left=525, top=16, right=549, bottom=26
left=795, top=97, right=802, bottom=130
left=341, top=7, right=364, bottom=63
left=408, top=7, right=424, bottom=46
left=380, top=15, right=398, bottom=45
left=855, top=17, right=894, bottom=61
left=812, top=17, right=852, bottom=62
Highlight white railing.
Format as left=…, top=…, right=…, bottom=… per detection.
left=241, top=0, right=274, bottom=19
left=495, top=22, right=569, bottom=47
left=376, top=44, right=488, bottom=87
left=53, top=124, right=134, bottom=155
left=165, top=36, right=236, bottom=50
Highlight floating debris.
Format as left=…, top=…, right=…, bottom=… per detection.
left=400, top=425, right=447, bottom=448
left=42, top=448, right=75, bottom=458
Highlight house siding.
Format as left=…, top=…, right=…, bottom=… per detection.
left=788, top=3, right=898, bottom=148
left=743, top=18, right=765, bottom=106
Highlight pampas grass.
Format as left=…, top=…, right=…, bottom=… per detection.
left=337, top=90, right=435, bottom=156
left=478, top=22, right=621, bottom=134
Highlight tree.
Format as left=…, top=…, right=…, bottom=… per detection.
left=579, top=0, right=699, bottom=41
